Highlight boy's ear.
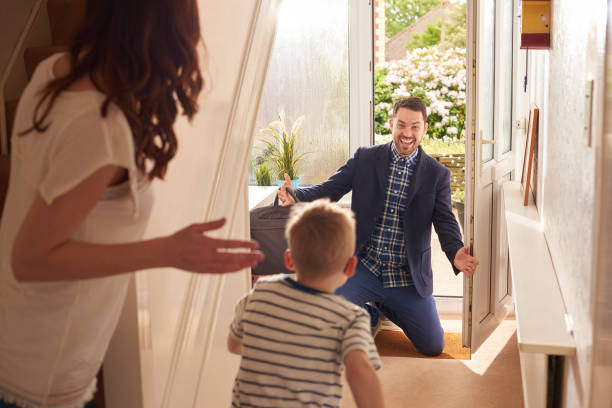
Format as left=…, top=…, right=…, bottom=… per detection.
left=284, top=249, right=296, bottom=271
left=344, top=256, right=358, bottom=278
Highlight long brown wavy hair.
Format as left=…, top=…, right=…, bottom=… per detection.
left=23, top=0, right=204, bottom=180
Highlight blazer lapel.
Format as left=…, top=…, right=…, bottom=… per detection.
left=404, top=146, right=428, bottom=209
left=375, top=143, right=392, bottom=194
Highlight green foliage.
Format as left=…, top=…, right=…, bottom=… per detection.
left=421, top=136, right=465, bottom=154
left=259, top=111, right=306, bottom=180
left=386, top=0, right=441, bottom=38
left=407, top=20, right=441, bottom=50
left=452, top=188, right=465, bottom=203
left=407, top=3, right=466, bottom=50
left=374, top=47, right=466, bottom=142
left=253, top=160, right=271, bottom=186
left=446, top=3, right=467, bottom=48
left=374, top=67, right=394, bottom=136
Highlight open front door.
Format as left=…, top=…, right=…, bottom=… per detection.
left=463, top=0, right=516, bottom=352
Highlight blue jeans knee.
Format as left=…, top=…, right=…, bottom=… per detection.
left=411, top=329, right=445, bottom=356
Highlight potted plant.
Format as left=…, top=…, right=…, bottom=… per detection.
left=259, top=111, right=306, bottom=188
left=252, top=159, right=272, bottom=186
left=452, top=188, right=465, bottom=232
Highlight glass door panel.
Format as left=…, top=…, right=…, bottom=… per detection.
left=251, top=0, right=350, bottom=186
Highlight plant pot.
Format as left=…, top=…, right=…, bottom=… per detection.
left=452, top=199, right=464, bottom=233
left=277, top=176, right=302, bottom=189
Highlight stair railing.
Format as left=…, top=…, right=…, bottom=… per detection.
left=0, top=0, right=43, bottom=155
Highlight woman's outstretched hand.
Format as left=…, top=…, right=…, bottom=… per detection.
left=167, top=218, right=263, bottom=274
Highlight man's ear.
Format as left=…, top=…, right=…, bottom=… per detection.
left=284, top=249, right=296, bottom=271
left=423, top=121, right=428, bottom=133
left=388, top=117, right=394, bottom=130
left=344, top=256, right=358, bottom=278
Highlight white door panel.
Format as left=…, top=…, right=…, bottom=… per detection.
left=102, top=1, right=281, bottom=407
left=464, top=0, right=516, bottom=352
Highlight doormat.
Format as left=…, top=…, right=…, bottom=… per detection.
left=375, top=330, right=470, bottom=360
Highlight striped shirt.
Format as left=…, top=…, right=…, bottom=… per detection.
left=230, top=275, right=381, bottom=408
left=360, top=144, right=418, bottom=288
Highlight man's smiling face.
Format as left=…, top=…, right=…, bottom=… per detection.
left=389, top=107, right=428, bottom=157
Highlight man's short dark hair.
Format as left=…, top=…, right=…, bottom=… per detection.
left=393, top=97, right=428, bottom=123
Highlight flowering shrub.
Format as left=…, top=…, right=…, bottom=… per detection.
left=374, top=46, right=467, bottom=143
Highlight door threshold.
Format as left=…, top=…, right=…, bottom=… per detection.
left=434, top=295, right=463, bottom=315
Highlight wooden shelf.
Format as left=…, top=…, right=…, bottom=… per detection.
left=503, top=181, right=575, bottom=356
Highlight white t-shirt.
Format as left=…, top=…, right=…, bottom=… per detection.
left=230, top=275, right=382, bottom=408
left=0, top=53, right=154, bottom=408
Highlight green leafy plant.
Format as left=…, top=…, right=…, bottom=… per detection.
left=253, top=160, right=272, bottom=186
left=406, top=3, right=467, bottom=51
left=374, top=67, right=394, bottom=137
left=420, top=136, right=465, bottom=154
left=385, top=0, right=441, bottom=38
left=259, top=111, right=307, bottom=180
left=407, top=20, right=442, bottom=50
left=452, top=187, right=464, bottom=203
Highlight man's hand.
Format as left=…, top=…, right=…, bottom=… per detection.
left=453, top=246, right=479, bottom=277
left=277, top=173, right=296, bottom=206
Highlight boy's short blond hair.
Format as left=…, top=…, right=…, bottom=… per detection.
left=285, top=199, right=356, bottom=279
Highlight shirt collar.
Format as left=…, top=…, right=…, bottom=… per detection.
left=391, top=142, right=419, bottom=165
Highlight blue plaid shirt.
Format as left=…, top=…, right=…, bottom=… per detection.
left=359, top=144, right=418, bottom=288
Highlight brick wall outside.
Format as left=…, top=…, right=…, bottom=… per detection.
left=374, top=0, right=385, bottom=66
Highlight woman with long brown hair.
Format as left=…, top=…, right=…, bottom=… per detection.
left=0, top=1, right=262, bottom=407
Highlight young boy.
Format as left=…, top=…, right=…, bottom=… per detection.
left=228, top=199, right=384, bottom=408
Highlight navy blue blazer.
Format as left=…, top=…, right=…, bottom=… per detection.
left=294, top=143, right=464, bottom=298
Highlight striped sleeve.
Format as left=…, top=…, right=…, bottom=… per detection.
left=341, top=310, right=382, bottom=370
left=230, top=294, right=249, bottom=341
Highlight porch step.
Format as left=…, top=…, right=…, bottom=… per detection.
left=24, top=45, right=68, bottom=79
left=47, top=0, right=86, bottom=45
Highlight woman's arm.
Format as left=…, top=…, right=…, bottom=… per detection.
left=12, top=165, right=262, bottom=282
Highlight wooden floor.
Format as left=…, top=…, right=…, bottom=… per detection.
left=341, top=320, right=524, bottom=408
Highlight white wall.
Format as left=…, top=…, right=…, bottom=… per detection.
left=589, top=3, right=612, bottom=405
left=522, top=1, right=608, bottom=406
left=3, top=1, right=52, bottom=102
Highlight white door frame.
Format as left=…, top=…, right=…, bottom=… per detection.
left=463, top=0, right=515, bottom=351
left=349, top=0, right=374, bottom=151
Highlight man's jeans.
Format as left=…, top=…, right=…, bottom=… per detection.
left=335, top=261, right=445, bottom=356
